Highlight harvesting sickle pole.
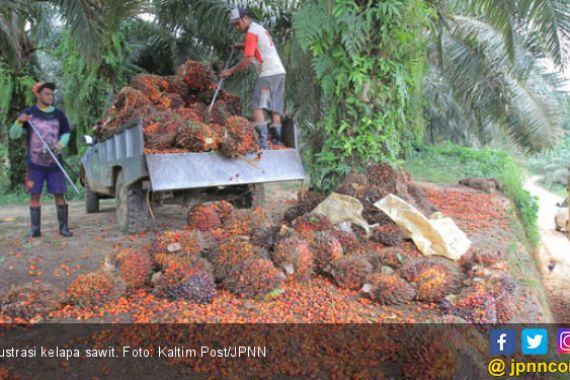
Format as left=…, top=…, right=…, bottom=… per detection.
left=208, top=47, right=236, bottom=114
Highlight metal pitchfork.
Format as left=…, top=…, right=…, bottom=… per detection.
left=208, top=46, right=236, bottom=114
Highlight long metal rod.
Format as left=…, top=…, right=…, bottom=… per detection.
left=27, top=119, right=80, bottom=195
left=208, top=47, right=236, bottom=114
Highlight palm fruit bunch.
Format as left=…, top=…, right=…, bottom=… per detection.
left=283, top=191, right=327, bottom=223
left=176, top=107, right=204, bottom=123
left=292, top=213, right=333, bottom=239
left=223, top=207, right=272, bottom=236
left=154, top=92, right=185, bottom=110
left=400, top=257, right=462, bottom=303
left=165, top=75, right=190, bottom=98
left=0, top=283, right=59, bottom=320
left=67, top=271, right=126, bottom=309
left=149, top=230, right=203, bottom=269
left=271, top=235, right=315, bottom=282
left=131, top=74, right=169, bottom=103
left=364, top=246, right=406, bottom=271
left=361, top=272, right=416, bottom=305
left=474, top=273, right=517, bottom=323
left=370, top=223, right=404, bottom=247
left=116, top=248, right=153, bottom=291
left=165, top=269, right=216, bottom=304
left=176, top=119, right=222, bottom=152
left=250, top=227, right=277, bottom=251
left=97, top=87, right=153, bottom=138
left=143, top=110, right=184, bottom=150
left=209, top=238, right=257, bottom=281
left=219, top=90, right=242, bottom=115
left=204, top=100, right=230, bottom=125
left=311, top=231, right=344, bottom=274
left=331, top=256, right=373, bottom=290
left=220, top=115, right=259, bottom=158
left=186, top=201, right=235, bottom=231
left=441, top=285, right=498, bottom=324
left=160, top=255, right=213, bottom=289
left=331, top=230, right=359, bottom=254
left=459, top=248, right=507, bottom=274
left=176, top=59, right=216, bottom=91
left=222, top=258, right=285, bottom=299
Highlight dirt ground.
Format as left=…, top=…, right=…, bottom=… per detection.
left=0, top=183, right=300, bottom=296
left=524, top=176, right=570, bottom=321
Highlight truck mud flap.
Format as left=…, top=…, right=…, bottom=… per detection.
left=145, top=150, right=306, bottom=191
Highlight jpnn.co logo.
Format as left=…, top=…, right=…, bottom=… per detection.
left=557, top=329, right=570, bottom=354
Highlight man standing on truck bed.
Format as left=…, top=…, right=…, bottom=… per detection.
left=9, top=82, right=73, bottom=238
left=220, top=6, right=286, bottom=150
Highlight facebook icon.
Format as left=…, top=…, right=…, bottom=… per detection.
left=490, top=329, right=516, bottom=355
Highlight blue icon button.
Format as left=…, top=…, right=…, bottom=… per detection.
left=490, top=329, right=516, bottom=355
left=522, top=328, right=548, bottom=355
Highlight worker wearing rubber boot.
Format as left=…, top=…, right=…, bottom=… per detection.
left=220, top=6, right=286, bottom=150
left=10, top=82, right=73, bottom=238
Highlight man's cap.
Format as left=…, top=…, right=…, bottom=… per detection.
left=229, top=7, right=247, bottom=24
left=33, top=82, right=56, bottom=96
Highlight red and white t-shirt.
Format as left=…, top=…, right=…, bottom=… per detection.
left=244, top=22, right=286, bottom=77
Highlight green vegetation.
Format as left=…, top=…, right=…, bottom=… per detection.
left=527, top=134, right=570, bottom=196
left=404, top=144, right=540, bottom=246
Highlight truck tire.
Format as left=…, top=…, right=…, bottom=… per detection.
left=248, top=183, right=265, bottom=208
left=84, top=176, right=99, bottom=214
left=115, top=170, right=148, bottom=233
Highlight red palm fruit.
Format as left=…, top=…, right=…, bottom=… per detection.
left=224, top=208, right=272, bottom=236
left=176, top=107, right=204, bottom=123
left=370, top=223, right=404, bottom=247
left=0, top=283, right=59, bottom=320
left=176, top=119, right=222, bottom=152
left=271, top=235, right=315, bottom=282
left=210, top=238, right=257, bottom=281
left=221, top=116, right=258, bottom=157
left=165, top=75, right=189, bottom=98
left=176, top=60, right=216, bottom=91
left=331, top=230, right=360, bottom=254
left=67, top=272, right=125, bottom=308
left=116, top=248, right=153, bottom=290
left=361, top=272, right=416, bottom=305
left=311, top=231, right=344, bottom=274
left=161, top=255, right=213, bottom=288
left=441, top=285, right=498, bottom=324
left=400, top=257, right=462, bottom=303
left=131, top=74, right=169, bottom=103
left=222, top=258, right=285, bottom=299
left=292, top=213, right=333, bottom=238
left=332, top=256, right=373, bottom=290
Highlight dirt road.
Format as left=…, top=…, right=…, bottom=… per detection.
left=524, top=176, right=570, bottom=321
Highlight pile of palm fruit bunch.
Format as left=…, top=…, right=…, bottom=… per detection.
left=93, top=59, right=264, bottom=157
left=46, top=162, right=519, bottom=324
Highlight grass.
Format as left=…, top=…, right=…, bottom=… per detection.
left=403, top=143, right=540, bottom=246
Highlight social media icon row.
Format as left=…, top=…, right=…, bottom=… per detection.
left=490, top=329, right=560, bottom=355
left=490, top=328, right=570, bottom=355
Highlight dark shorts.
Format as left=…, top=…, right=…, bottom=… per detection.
left=251, top=74, right=286, bottom=115
left=26, top=166, right=67, bottom=194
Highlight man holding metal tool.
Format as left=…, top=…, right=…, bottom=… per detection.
left=10, top=82, right=73, bottom=238
left=220, top=6, right=286, bottom=150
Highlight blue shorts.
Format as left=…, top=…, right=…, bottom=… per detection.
left=26, top=166, right=67, bottom=194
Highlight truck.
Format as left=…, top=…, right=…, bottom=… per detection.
left=80, top=118, right=306, bottom=233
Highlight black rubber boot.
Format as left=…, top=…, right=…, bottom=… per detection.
left=29, top=207, right=41, bottom=238
left=270, top=123, right=282, bottom=145
left=57, top=204, right=73, bottom=237
left=254, top=122, right=270, bottom=150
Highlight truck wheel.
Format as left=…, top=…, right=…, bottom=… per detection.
left=115, top=170, right=148, bottom=233
left=85, top=176, right=99, bottom=214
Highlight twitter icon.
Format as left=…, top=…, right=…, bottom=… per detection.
left=522, top=328, right=548, bottom=355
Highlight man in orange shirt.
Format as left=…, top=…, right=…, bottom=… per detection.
left=220, top=7, right=286, bottom=150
